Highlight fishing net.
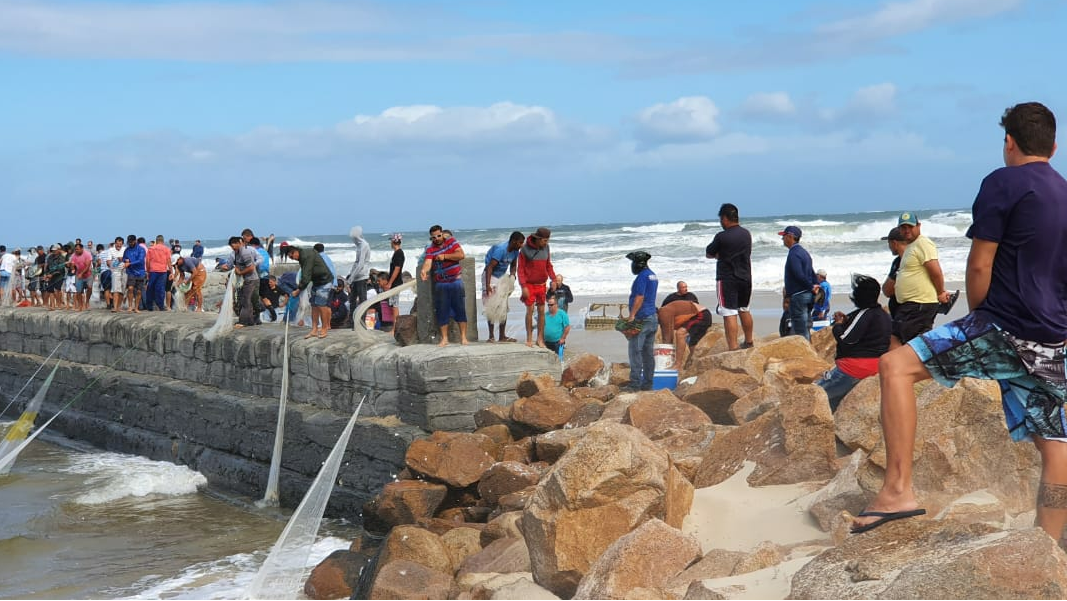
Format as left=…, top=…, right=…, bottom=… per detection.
left=258, top=319, right=291, bottom=508
left=204, top=271, right=236, bottom=341
left=294, top=286, right=311, bottom=328
left=483, top=274, right=515, bottom=324
left=172, top=283, right=188, bottom=313
left=245, top=398, right=365, bottom=600
left=0, top=363, right=59, bottom=475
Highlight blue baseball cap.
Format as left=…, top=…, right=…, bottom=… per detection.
left=898, top=212, right=919, bottom=226
left=777, top=225, right=802, bottom=239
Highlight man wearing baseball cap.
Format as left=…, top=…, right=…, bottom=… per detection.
left=880, top=227, right=907, bottom=318
left=890, top=212, right=950, bottom=347
left=778, top=225, right=818, bottom=340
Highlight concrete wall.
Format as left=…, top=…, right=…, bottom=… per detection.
left=0, top=307, right=560, bottom=516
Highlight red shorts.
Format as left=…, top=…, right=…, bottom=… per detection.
left=523, top=283, right=547, bottom=306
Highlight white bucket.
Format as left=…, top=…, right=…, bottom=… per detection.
left=653, top=344, right=675, bottom=371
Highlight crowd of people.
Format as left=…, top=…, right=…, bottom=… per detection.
left=2, top=101, right=1066, bottom=546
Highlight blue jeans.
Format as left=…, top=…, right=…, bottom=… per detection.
left=815, top=367, right=861, bottom=412
left=628, top=314, right=658, bottom=389
left=147, top=271, right=167, bottom=311
left=788, top=290, right=813, bottom=340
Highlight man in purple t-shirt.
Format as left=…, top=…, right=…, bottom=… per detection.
left=853, top=102, right=1067, bottom=542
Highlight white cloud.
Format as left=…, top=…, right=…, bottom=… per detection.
left=817, top=0, right=1023, bottom=43
left=847, top=83, right=898, bottom=116
left=739, top=92, right=797, bottom=119
left=339, top=102, right=564, bottom=145
left=0, top=0, right=649, bottom=64
left=634, top=96, right=722, bottom=146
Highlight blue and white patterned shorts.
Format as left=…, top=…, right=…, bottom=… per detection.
left=909, top=312, right=1067, bottom=442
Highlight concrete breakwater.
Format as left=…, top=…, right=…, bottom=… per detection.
left=0, top=307, right=561, bottom=514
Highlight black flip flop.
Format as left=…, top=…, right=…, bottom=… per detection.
left=850, top=508, right=927, bottom=534
left=937, top=290, right=960, bottom=315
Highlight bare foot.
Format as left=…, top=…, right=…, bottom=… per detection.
left=304, top=330, right=318, bottom=339
left=536, top=340, right=546, bottom=348
left=525, top=340, right=534, bottom=347
left=460, top=338, right=469, bottom=345
left=317, top=330, right=327, bottom=338
left=438, top=340, right=449, bottom=347
left=850, top=489, right=922, bottom=532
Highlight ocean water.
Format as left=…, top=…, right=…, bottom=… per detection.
left=0, top=428, right=358, bottom=600
left=192, top=208, right=973, bottom=296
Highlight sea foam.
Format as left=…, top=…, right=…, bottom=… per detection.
left=62, top=452, right=208, bottom=504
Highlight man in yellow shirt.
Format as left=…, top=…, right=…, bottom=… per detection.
left=891, top=212, right=951, bottom=347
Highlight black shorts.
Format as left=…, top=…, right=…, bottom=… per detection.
left=717, top=277, right=752, bottom=312
left=892, top=301, right=939, bottom=343
left=127, top=276, right=146, bottom=293
left=683, top=308, right=714, bottom=346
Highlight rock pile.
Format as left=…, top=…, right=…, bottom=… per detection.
left=304, top=327, right=1063, bottom=600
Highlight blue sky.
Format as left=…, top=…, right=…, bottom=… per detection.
left=2, top=0, right=1065, bottom=241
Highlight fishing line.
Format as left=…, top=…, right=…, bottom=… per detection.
left=0, top=340, right=66, bottom=420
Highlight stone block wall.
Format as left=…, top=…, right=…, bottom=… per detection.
left=0, top=307, right=560, bottom=515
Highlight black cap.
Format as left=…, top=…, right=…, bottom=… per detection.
left=881, top=227, right=906, bottom=242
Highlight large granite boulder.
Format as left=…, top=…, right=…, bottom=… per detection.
left=405, top=431, right=498, bottom=488
left=520, top=422, right=694, bottom=598
left=789, top=520, right=1067, bottom=599
left=573, top=518, right=702, bottom=600
left=679, top=369, right=760, bottom=424
left=858, top=377, right=1040, bottom=516
left=561, top=354, right=606, bottom=388
left=304, top=549, right=368, bottom=600
left=375, top=524, right=454, bottom=576
left=693, top=384, right=837, bottom=487
left=369, top=559, right=452, bottom=600
left=510, top=387, right=582, bottom=432
left=373, top=480, right=449, bottom=527
left=477, top=461, right=542, bottom=505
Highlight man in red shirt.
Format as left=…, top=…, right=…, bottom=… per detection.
left=517, top=227, right=556, bottom=348
left=145, top=235, right=172, bottom=311
left=67, top=243, right=94, bottom=311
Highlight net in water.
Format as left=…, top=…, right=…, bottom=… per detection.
left=0, top=363, right=60, bottom=475
left=245, top=397, right=365, bottom=600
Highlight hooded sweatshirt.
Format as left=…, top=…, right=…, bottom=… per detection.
left=517, top=235, right=556, bottom=288
left=346, top=226, right=371, bottom=283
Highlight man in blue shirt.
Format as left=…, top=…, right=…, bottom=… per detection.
left=483, top=231, right=524, bottom=342
left=812, top=269, right=832, bottom=321
left=778, top=225, right=817, bottom=340
left=853, top=102, right=1067, bottom=538
left=624, top=250, right=658, bottom=391
left=122, top=234, right=146, bottom=313
left=542, top=296, right=570, bottom=357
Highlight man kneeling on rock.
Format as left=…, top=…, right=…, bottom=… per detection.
left=657, top=300, right=713, bottom=371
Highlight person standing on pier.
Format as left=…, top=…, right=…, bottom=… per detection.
left=420, top=225, right=468, bottom=346
left=517, top=227, right=556, bottom=348
left=483, top=231, right=523, bottom=342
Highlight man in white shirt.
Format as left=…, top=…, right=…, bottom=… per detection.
left=0, top=245, right=17, bottom=305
